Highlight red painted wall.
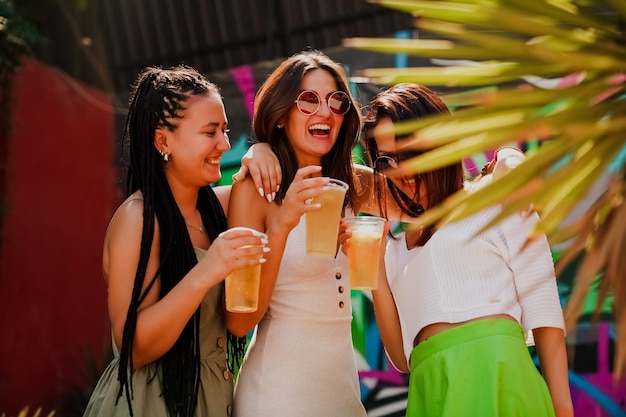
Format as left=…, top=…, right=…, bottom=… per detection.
left=0, top=57, right=118, bottom=414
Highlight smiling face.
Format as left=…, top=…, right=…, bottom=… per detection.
left=158, top=93, right=231, bottom=187
left=373, top=116, right=428, bottom=209
left=283, top=69, right=345, bottom=167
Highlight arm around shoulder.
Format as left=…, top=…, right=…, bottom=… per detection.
left=352, top=164, right=416, bottom=223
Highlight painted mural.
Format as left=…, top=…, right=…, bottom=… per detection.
left=217, top=52, right=626, bottom=416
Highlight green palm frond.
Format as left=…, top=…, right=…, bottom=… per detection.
left=345, top=0, right=626, bottom=376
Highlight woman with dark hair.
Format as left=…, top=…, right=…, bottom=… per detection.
left=363, top=83, right=463, bottom=245
left=83, top=65, right=272, bottom=417
left=360, top=83, right=573, bottom=416
left=226, top=50, right=371, bottom=417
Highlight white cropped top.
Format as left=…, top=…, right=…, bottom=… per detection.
left=385, top=206, right=565, bottom=365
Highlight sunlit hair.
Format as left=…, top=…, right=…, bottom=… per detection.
left=251, top=49, right=362, bottom=207
left=121, top=65, right=245, bottom=417
left=363, top=83, right=464, bottom=245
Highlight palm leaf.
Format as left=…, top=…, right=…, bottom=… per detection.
left=347, top=0, right=626, bottom=376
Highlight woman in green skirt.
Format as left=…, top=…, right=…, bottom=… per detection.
left=357, top=83, right=573, bottom=417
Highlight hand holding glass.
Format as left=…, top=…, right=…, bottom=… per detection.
left=305, top=178, right=348, bottom=258
left=344, top=216, right=386, bottom=290
left=225, top=227, right=266, bottom=313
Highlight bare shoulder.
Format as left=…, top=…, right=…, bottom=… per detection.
left=103, top=191, right=147, bottom=277
left=228, top=176, right=269, bottom=229
left=107, top=191, right=145, bottom=235
left=231, top=176, right=262, bottom=199
left=213, top=184, right=232, bottom=213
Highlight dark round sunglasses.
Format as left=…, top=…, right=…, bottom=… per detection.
left=374, top=151, right=423, bottom=172
left=294, top=90, right=351, bottom=115
left=373, top=155, right=400, bottom=171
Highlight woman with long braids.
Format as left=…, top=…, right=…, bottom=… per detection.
left=83, top=65, right=272, bottom=417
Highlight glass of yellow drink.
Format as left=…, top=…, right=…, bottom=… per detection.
left=225, top=227, right=264, bottom=313
left=344, top=216, right=386, bottom=290
left=305, top=178, right=349, bottom=258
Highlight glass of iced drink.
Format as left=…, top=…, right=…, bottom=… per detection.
left=344, top=216, right=386, bottom=290
left=225, top=227, right=264, bottom=313
left=305, top=178, right=349, bottom=258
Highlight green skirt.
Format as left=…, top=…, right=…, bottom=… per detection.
left=407, top=318, right=555, bottom=417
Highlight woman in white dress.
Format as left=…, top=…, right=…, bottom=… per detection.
left=226, top=49, right=372, bottom=417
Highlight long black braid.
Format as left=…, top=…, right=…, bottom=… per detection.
left=117, top=65, right=246, bottom=417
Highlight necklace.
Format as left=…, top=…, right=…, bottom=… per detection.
left=184, top=218, right=205, bottom=233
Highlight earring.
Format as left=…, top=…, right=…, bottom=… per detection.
left=277, top=123, right=283, bottom=129
left=158, top=149, right=169, bottom=162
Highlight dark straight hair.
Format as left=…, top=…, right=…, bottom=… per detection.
left=363, top=83, right=464, bottom=245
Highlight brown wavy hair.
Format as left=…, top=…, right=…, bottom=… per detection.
left=251, top=49, right=362, bottom=208
left=363, top=83, right=464, bottom=245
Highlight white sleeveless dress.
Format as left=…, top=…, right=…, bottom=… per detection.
left=233, top=215, right=366, bottom=417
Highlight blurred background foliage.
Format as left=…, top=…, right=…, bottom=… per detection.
left=0, top=0, right=43, bottom=70
left=0, top=0, right=44, bottom=238
left=0, top=0, right=93, bottom=84
left=345, top=0, right=626, bottom=377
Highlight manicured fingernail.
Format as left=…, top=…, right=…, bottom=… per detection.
left=276, top=184, right=280, bottom=192
left=251, top=230, right=267, bottom=238
left=266, top=194, right=273, bottom=203
left=259, top=258, right=267, bottom=264
left=258, top=187, right=264, bottom=197
left=263, top=247, right=271, bottom=252
left=261, top=238, right=269, bottom=245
